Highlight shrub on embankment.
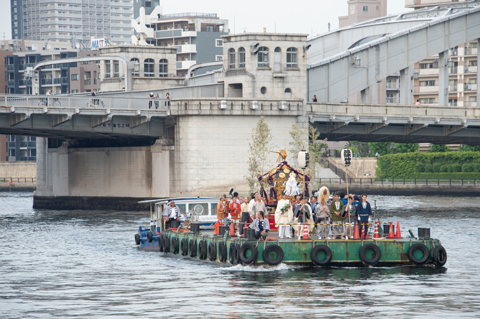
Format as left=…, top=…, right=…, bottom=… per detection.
left=376, top=151, right=480, bottom=178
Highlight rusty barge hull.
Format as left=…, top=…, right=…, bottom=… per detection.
left=137, top=229, right=446, bottom=267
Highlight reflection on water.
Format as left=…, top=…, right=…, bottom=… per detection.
left=1, top=192, right=480, bottom=318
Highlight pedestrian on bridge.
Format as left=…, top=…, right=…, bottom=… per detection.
left=148, top=92, right=155, bottom=109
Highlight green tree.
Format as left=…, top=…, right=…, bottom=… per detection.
left=369, top=142, right=392, bottom=156
left=288, top=122, right=307, bottom=159
left=308, top=124, right=328, bottom=179
left=428, top=144, right=451, bottom=152
left=246, top=116, right=274, bottom=193
left=459, top=144, right=480, bottom=152
left=395, top=143, right=419, bottom=153
left=346, top=141, right=371, bottom=157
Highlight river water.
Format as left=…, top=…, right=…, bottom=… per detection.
left=1, top=192, right=480, bottom=318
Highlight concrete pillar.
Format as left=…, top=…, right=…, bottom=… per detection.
left=438, top=50, right=449, bottom=106
left=52, top=145, right=69, bottom=196
left=361, top=88, right=368, bottom=104
left=477, top=39, right=480, bottom=107
left=399, top=67, right=411, bottom=105
left=35, top=137, right=47, bottom=195
left=370, top=83, right=378, bottom=104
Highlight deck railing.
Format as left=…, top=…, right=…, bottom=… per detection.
left=317, top=177, right=478, bottom=186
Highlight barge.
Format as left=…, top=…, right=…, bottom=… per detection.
left=133, top=152, right=447, bottom=268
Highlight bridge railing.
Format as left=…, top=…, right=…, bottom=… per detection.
left=317, top=177, right=478, bottom=186
left=0, top=177, right=37, bottom=183
left=0, top=94, right=170, bottom=111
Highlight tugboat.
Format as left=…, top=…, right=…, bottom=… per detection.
left=134, top=150, right=447, bottom=268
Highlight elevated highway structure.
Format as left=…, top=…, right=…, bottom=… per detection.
left=307, top=1, right=480, bottom=105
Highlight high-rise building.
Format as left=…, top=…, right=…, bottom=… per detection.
left=134, top=0, right=159, bottom=19
left=133, top=7, right=229, bottom=77
left=406, top=0, right=478, bottom=108
left=11, top=0, right=133, bottom=45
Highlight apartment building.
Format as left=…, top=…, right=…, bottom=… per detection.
left=69, top=51, right=101, bottom=93
left=133, top=7, right=229, bottom=77
left=5, top=50, right=79, bottom=95
left=406, top=0, right=478, bottom=107
left=339, top=0, right=387, bottom=28
left=11, top=0, right=133, bottom=45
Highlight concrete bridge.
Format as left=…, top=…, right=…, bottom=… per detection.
left=1, top=94, right=479, bottom=209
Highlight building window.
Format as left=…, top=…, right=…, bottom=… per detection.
left=239, top=47, right=245, bottom=68
left=216, top=39, right=223, bottom=47
left=206, top=25, right=214, bottom=32
left=258, top=47, right=269, bottom=67
left=105, top=61, right=111, bottom=78
left=286, top=47, right=297, bottom=68
left=114, top=61, right=119, bottom=77
left=216, top=55, right=223, bottom=61
left=284, top=88, right=292, bottom=98
left=420, top=62, right=438, bottom=69
left=363, top=6, right=368, bottom=11
left=420, top=80, right=436, bottom=86
left=71, top=74, right=78, bottom=81
left=144, top=58, right=154, bottom=77
left=159, top=59, right=168, bottom=77
left=260, top=86, right=267, bottom=94
left=131, top=58, right=139, bottom=76
left=228, top=48, right=235, bottom=69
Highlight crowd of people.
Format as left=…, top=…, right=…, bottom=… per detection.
left=215, top=188, right=373, bottom=240
left=163, top=188, right=373, bottom=241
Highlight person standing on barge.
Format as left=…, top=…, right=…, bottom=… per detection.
left=164, top=201, right=181, bottom=229
left=330, top=193, right=345, bottom=239
left=229, top=194, right=242, bottom=236
left=249, top=211, right=270, bottom=240
left=275, top=191, right=293, bottom=239
left=251, top=193, right=266, bottom=221
left=294, top=196, right=313, bottom=240
left=356, top=194, right=372, bottom=239
left=216, top=194, right=230, bottom=224
left=315, top=197, right=330, bottom=239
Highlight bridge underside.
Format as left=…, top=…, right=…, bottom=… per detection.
left=0, top=109, right=169, bottom=146
left=312, top=121, right=480, bottom=145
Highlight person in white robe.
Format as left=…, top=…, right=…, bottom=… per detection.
left=275, top=191, right=293, bottom=238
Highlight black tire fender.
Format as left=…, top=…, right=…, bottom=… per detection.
left=239, top=242, right=258, bottom=265
left=158, top=234, right=164, bottom=252
left=229, top=244, right=238, bottom=265
left=219, top=242, right=227, bottom=262
left=147, top=231, right=153, bottom=243
left=172, top=236, right=179, bottom=254
left=181, top=238, right=188, bottom=256
left=198, top=240, right=207, bottom=260
left=431, top=245, right=447, bottom=267
left=359, top=243, right=381, bottom=266
left=208, top=242, right=217, bottom=261
left=134, top=234, right=140, bottom=245
left=189, top=239, right=197, bottom=258
left=311, top=245, right=333, bottom=266
left=408, top=243, right=429, bottom=265
left=163, top=235, right=170, bottom=253
left=263, top=244, right=284, bottom=266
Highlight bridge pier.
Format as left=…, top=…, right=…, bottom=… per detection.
left=399, top=67, right=413, bottom=105
left=477, top=39, right=480, bottom=107
left=33, top=112, right=305, bottom=210
left=438, top=50, right=449, bottom=107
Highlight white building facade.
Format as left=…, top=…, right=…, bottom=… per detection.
left=221, top=33, right=308, bottom=99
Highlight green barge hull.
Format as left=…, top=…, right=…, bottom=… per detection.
left=146, top=229, right=447, bottom=267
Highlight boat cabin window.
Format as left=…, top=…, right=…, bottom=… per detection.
left=190, top=203, right=209, bottom=216
left=177, top=204, right=186, bottom=215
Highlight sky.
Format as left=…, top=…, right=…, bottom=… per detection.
left=0, top=0, right=412, bottom=40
